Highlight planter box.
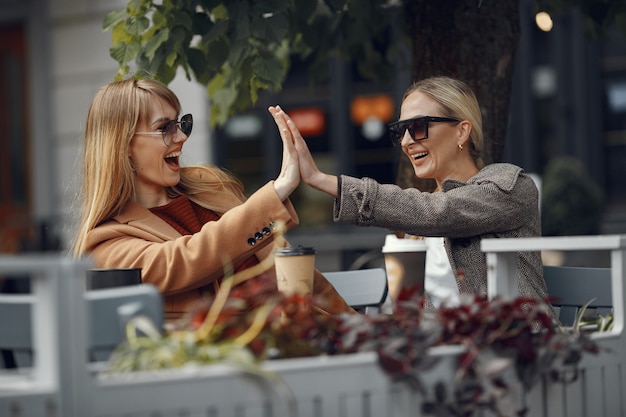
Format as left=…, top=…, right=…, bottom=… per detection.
left=2, top=234, right=626, bottom=417
left=83, top=346, right=463, bottom=417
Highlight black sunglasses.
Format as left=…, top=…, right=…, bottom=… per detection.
left=135, top=114, right=193, bottom=146
left=387, top=116, right=459, bottom=146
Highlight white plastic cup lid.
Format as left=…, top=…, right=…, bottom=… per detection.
left=381, top=234, right=427, bottom=253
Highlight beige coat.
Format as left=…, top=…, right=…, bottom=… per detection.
left=84, top=180, right=352, bottom=320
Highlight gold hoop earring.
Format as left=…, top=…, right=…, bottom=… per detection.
left=458, top=143, right=463, bottom=151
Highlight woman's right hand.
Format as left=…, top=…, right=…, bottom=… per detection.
left=273, top=109, right=339, bottom=198
left=269, top=105, right=300, bottom=201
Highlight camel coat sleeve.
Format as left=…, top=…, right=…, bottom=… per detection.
left=85, top=181, right=295, bottom=293
left=84, top=181, right=355, bottom=316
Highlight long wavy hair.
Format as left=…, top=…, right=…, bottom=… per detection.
left=404, top=76, right=485, bottom=169
left=72, top=78, right=244, bottom=256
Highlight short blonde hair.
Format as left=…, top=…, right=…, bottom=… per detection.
left=404, top=76, right=484, bottom=168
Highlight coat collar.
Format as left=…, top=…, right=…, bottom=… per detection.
left=442, top=163, right=522, bottom=192
left=113, top=200, right=157, bottom=224
left=111, top=200, right=182, bottom=240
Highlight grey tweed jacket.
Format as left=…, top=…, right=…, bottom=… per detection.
left=334, top=163, right=549, bottom=303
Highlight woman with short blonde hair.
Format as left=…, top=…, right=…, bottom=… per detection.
left=274, top=75, right=551, bottom=312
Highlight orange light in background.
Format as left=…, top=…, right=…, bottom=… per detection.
left=286, top=108, right=326, bottom=137
left=350, top=94, right=395, bottom=125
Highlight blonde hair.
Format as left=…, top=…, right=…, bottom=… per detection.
left=72, top=78, right=244, bottom=256
left=404, top=76, right=484, bottom=169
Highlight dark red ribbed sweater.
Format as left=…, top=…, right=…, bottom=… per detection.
left=149, top=196, right=260, bottom=289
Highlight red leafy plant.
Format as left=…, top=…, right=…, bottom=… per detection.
left=109, top=271, right=601, bottom=417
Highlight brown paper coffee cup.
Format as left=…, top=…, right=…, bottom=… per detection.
left=275, top=246, right=316, bottom=296
left=382, top=235, right=427, bottom=302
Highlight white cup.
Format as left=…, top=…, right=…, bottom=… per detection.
left=381, top=234, right=427, bottom=302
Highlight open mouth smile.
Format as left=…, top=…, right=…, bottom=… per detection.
left=411, top=151, right=428, bottom=161
left=164, top=151, right=181, bottom=168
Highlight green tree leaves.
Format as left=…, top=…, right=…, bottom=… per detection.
left=103, top=0, right=400, bottom=126
left=104, top=0, right=626, bottom=131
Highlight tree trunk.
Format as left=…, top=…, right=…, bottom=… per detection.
left=396, top=0, right=520, bottom=190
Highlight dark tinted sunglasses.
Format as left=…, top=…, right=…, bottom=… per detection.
left=387, top=116, right=459, bottom=146
left=135, top=114, right=193, bottom=146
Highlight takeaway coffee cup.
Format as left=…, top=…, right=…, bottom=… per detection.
left=275, top=246, right=316, bottom=296
left=86, top=268, right=142, bottom=290
left=381, top=235, right=427, bottom=302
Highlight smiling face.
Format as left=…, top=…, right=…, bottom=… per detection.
left=399, top=91, right=475, bottom=186
left=129, top=97, right=188, bottom=208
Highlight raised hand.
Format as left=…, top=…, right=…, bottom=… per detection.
left=268, top=105, right=300, bottom=201
left=274, top=109, right=339, bottom=198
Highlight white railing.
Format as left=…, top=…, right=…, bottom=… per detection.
left=482, top=234, right=626, bottom=416
left=1, top=234, right=625, bottom=416
left=0, top=255, right=91, bottom=417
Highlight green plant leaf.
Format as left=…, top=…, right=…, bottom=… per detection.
left=110, top=42, right=141, bottom=66
left=114, top=65, right=131, bottom=81
left=207, top=70, right=245, bottom=124
left=111, top=20, right=132, bottom=46
left=166, top=51, right=178, bottom=67
left=103, top=9, right=128, bottom=31
left=137, top=48, right=164, bottom=78
left=227, top=57, right=252, bottom=111
left=210, top=88, right=238, bottom=126
left=187, top=47, right=210, bottom=83
left=228, top=1, right=251, bottom=40
left=195, top=0, right=224, bottom=12
left=207, top=71, right=225, bottom=96
left=170, top=9, right=194, bottom=29
left=156, top=60, right=178, bottom=85
left=126, top=0, right=150, bottom=16
left=211, top=3, right=229, bottom=21
left=151, top=7, right=167, bottom=27
left=228, top=39, right=252, bottom=67
left=204, top=37, right=229, bottom=70
left=170, top=25, right=190, bottom=46
left=192, top=11, right=214, bottom=35
left=202, top=19, right=228, bottom=44
left=252, top=53, right=286, bottom=86
left=126, top=16, right=150, bottom=38
left=251, top=13, right=289, bottom=43
left=144, top=28, right=170, bottom=60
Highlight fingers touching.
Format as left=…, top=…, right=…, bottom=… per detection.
left=269, top=105, right=300, bottom=201
left=268, top=105, right=338, bottom=197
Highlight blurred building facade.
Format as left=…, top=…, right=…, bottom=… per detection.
left=0, top=0, right=624, bottom=270
left=0, top=0, right=213, bottom=255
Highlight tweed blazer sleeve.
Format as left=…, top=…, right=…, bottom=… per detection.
left=84, top=181, right=299, bottom=295
left=334, top=163, right=539, bottom=239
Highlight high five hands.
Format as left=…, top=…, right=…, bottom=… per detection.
left=268, top=105, right=300, bottom=201
left=268, top=106, right=338, bottom=198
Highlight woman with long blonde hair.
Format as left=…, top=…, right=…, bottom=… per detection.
left=73, top=78, right=352, bottom=320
